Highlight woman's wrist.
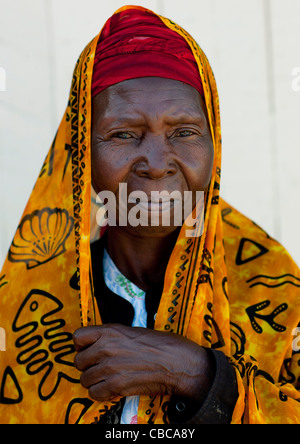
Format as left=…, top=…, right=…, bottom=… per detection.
left=170, top=343, right=215, bottom=404
left=168, top=349, right=239, bottom=425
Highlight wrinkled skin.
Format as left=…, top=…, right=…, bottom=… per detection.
left=73, top=324, right=213, bottom=403
left=74, top=77, right=215, bottom=405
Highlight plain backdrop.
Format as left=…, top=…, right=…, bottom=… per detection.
left=0, top=0, right=300, bottom=267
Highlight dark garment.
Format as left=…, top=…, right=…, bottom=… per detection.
left=91, top=238, right=238, bottom=424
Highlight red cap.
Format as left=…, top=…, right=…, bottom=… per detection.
left=92, top=8, right=204, bottom=98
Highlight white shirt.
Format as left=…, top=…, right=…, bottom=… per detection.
left=103, top=248, right=147, bottom=424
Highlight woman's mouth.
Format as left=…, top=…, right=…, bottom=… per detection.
left=128, top=194, right=182, bottom=214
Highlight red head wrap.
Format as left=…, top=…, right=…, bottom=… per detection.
left=92, top=8, right=204, bottom=98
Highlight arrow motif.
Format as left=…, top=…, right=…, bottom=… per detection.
left=246, top=300, right=288, bottom=334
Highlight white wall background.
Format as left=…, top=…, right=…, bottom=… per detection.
left=0, top=0, right=300, bottom=268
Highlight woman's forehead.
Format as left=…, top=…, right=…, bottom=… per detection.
left=93, top=77, right=205, bottom=122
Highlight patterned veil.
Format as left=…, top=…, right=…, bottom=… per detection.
left=0, top=5, right=299, bottom=424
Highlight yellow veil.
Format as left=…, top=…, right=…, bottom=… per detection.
left=0, top=5, right=299, bottom=424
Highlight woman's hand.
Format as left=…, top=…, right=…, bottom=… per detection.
left=73, top=324, right=214, bottom=403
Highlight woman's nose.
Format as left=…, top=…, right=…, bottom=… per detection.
left=133, top=139, right=178, bottom=180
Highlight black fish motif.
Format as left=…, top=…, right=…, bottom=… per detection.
left=11, top=289, right=79, bottom=401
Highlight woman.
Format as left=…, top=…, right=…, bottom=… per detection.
left=0, top=6, right=299, bottom=424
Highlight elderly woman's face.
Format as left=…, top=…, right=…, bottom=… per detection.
left=91, top=77, right=214, bottom=236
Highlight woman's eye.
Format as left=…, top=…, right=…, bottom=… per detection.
left=112, top=132, right=133, bottom=140
left=176, top=130, right=195, bottom=137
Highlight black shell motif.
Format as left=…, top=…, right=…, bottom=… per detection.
left=8, top=208, right=74, bottom=269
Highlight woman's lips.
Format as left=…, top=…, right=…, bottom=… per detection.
left=137, top=200, right=176, bottom=212
left=128, top=195, right=182, bottom=213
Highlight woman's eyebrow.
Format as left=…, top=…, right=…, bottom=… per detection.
left=99, top=115, right=147, bottom=128
left=165, top=113, right=205, bottom=124
left=98, top=106, right=206, bottom=129
left=162, top=108, right=207, bottom=127
left=111, top=115, right=203, bottom=123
